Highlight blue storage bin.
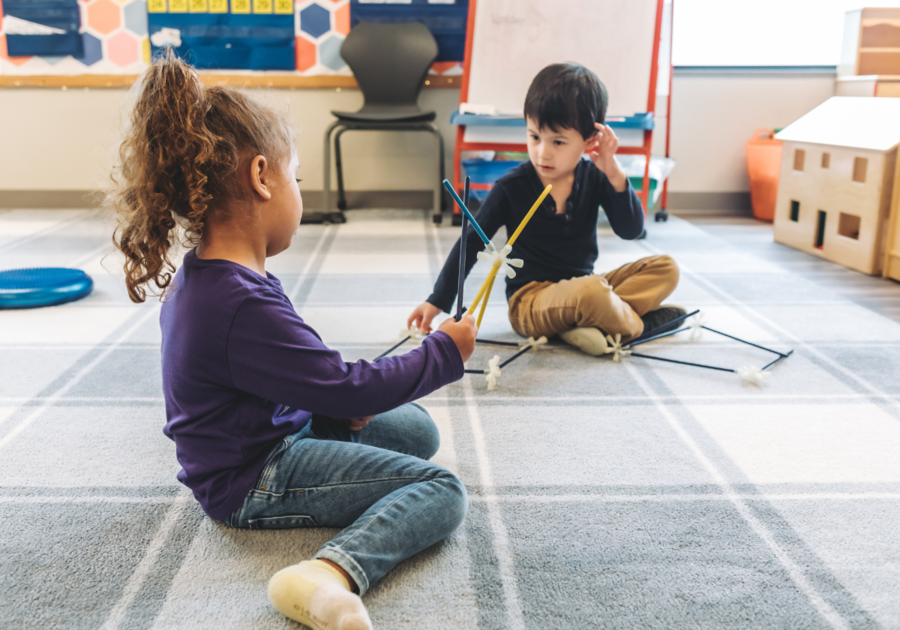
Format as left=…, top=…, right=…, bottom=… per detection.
left=462, top=159, right=524, bottom=200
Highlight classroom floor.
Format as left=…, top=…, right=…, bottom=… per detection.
left=1, top=207, right=899, bottom=630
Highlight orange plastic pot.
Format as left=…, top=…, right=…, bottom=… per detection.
left=745, top=128, right=782, bottom=222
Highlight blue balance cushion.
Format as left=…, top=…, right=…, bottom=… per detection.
left=0, top=268, right=94, bottom=309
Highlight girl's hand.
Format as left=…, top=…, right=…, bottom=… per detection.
left=408, top=301, right=442, bottom=334
left=588, top=123, right=628, bottom=192
left=438, top=314, right=477, bottom=362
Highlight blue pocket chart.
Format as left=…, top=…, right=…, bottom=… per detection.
left=148, top=0, right=295, bottom=71
left=350, top=0, right=468, bottom=62
left=3, top=0, right=83, bottom=57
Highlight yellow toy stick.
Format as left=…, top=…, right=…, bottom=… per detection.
left=507, top=184, right=551, bottom=247
left=469, top=261, right=499, bottom=313
left=476, top=270, right=497, bottom=328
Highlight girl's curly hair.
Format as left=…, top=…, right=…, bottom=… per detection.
left=108, top=49, right=293, bottom=303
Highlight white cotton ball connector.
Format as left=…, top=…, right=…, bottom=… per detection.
left=604, top=333, right=632, bottom=363
left=736, top=366, right=771, bottom=386
left=476, top=244, right=524, bottom=279
left=484, top=355, right=502, bottom=391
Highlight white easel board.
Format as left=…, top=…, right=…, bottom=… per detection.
left=465, top=0, right=659, bottom=117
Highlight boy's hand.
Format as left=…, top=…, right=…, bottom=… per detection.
left=408, top=301, right=443, bottom=334
left=437, top=314, right=478, bottom=363
left=344, top=415, right=373, bottom=431
left=588, top=122, right=628, bottom=192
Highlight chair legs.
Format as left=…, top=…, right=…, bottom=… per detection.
left=334, top=127, right=351, bottom=211
left=319, top=120, right=347, bottom=224
left=321, top=121, right=445, bottom=223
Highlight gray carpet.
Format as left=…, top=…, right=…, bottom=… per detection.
left=1, top=208, right=899, bottom=630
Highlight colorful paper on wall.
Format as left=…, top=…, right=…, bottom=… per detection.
left=148, top=8, right=295, bottom=70
left=3, top=0, right=83, bottom=57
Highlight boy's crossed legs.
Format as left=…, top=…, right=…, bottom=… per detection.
left=225, top=403, right=467, bottom=629
left=508, top=254, right=680, bottom=351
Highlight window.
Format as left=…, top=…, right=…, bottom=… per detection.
left=816, top=211, right=827, bottom=249
left=790, top=200, right=800, bottom=222
left=673, top=0, right=900, bottom=67
left=838, top=213, right=861, bottom=240
left=821, top=153, right=831, bottom=169
left=853, top=157, right=868, bottom=183
left=794, top=149, right=806, bottom=172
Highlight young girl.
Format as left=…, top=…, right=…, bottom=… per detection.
left=109, top=50, right=477, bottom=630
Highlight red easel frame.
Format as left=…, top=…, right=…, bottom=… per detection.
left=452, top=0, right=671, bottom=215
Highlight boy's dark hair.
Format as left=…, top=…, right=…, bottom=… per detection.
left=523, top=63, right=608, bottom=139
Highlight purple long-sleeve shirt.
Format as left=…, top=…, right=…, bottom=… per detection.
left=160, top=250, right=464, bottom=520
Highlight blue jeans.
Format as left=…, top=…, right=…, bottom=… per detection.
left=224, top=403, right=468, bottom=595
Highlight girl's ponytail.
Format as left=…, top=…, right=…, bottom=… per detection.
left=109, top=48, right=292, bottom=303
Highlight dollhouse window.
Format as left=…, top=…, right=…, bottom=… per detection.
left=838, top=213, right=861, bottom=240
left=853, top=157, right=868, bottom=183
left=821, top=152, right=830, bottom=168
left=790, top=200, right=800, bottom=222
left=793, top=149, right=805, bottom=171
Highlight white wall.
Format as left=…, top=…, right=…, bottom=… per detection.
left=0, top=70, right=836, bottom=196
left=0, top=86, right=460, bottom=193
left=667, top=70, right=835, bottom=193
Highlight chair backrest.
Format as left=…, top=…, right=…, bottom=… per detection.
left=340, top=22, right=439, bottom=110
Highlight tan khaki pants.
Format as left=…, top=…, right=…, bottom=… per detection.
left=507, top=255, right=679, bottom=342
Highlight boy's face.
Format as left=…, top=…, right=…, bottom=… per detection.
left=525, top=117, right=594, bottom=182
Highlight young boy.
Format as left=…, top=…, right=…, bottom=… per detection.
left=408, top=63, right=683, bottom=355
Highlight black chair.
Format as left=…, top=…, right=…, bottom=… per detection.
left=319, top=22, right=445, bottom=224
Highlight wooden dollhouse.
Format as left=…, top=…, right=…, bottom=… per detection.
left=773, top=96, right=900, bottom=280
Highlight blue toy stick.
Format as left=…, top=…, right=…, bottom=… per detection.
left=442, top=179, right=494, bottom=250
left=455, top=177, right=470, bottom=321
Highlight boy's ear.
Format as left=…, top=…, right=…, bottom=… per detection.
left=249, top=155, right=272, bottom=201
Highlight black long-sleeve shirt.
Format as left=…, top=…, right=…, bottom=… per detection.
left=427, top=159, right=645, bottom=312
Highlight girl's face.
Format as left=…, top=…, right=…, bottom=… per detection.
left=264, top=149, right=304, bottom=257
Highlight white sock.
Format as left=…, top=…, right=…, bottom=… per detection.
left=558, top=327, right=608, bottom=356
left=268, top=560, right=373, bottom=630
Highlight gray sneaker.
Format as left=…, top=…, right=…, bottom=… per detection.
left=559, top=327, right=609, bottom=356
left=636, top=305, right=687, bottom=341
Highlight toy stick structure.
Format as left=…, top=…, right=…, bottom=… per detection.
left=466, top=185, right=551, bottom=319
left=455, top=177, right=470, bottom=321
left=442, top=179, right=493, bottom=250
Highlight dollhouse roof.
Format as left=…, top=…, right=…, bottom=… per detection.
left=775, top=96, right=900, bottom=152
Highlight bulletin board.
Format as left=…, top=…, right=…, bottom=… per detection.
left=0, top=0, right=465, bottom=85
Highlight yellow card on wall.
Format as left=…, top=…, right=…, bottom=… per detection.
left=209, top=0, right=227, bottom=12
left=169, top=0, right=188, bottom=12
left=253, top=0, right=272, bottom=13
left=189, top=0, right=208, bottom=12
left=231, top=0, right=250, bottom=13
left=148, top=0, right=167, bottom=12
left=274, top=0, right=292, bottom=14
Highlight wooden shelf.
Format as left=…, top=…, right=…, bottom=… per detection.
left=0, top=73, right=461, bottom=89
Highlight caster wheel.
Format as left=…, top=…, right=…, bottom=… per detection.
left=636, top=228, right=648, bottom=240
left=433, top=213, right=443, bottom=225
left=451, top=213, right=463, bottom=227
left=337, top=199, right=348, bottom=211
left=330, top=212, right=347, bottom=224
left=654, top=210, right=669, bottom=222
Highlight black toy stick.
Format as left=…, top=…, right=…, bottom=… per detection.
left=455, top=177, right=470, bottom=321
left=375, top=336, right=410, bottom=360
left=476, top=338, right=521, bottom=347
left=499, top=345, right=532, bottom=369
left=628, top=351, right=735, bottom=373
left=761, top=349, right=794, bottom=370
left=700, top=325, right=788, bottom=357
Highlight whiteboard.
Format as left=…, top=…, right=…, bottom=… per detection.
left=466, top=0, right=660, bottom=117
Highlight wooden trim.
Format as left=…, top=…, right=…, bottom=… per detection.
left=0, top=73, right=461, bottom=89
left=884, top=146, right=900, bottom=277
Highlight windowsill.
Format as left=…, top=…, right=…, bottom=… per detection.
left=674, top=66, right=837, bottom=76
